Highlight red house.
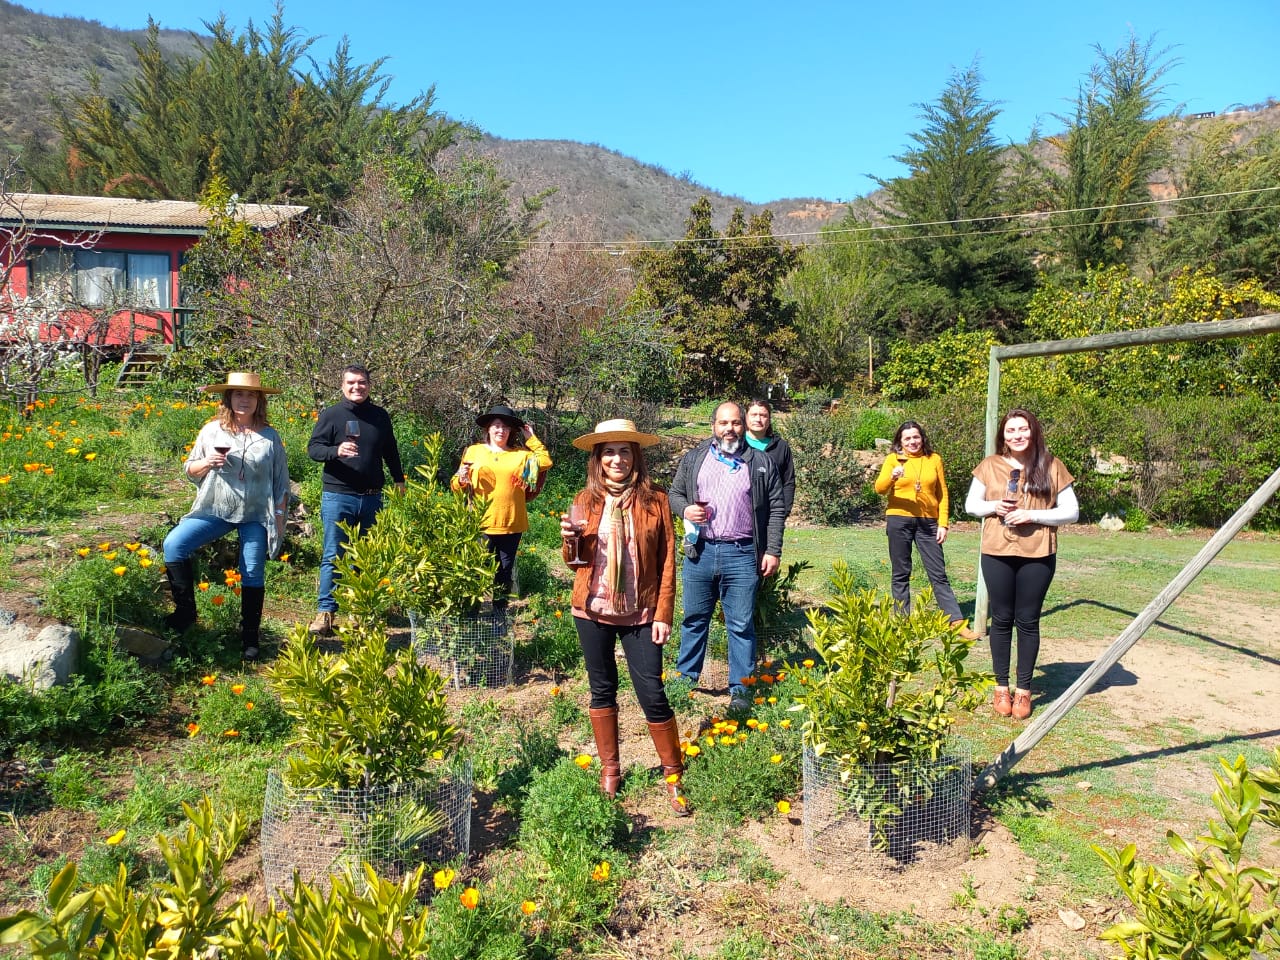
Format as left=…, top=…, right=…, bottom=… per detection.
left=1, top=192, right=307, bottom=351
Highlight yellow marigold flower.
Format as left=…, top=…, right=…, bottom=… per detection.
left=44, top=440, right=55, bottom=449
left=198, top=581, right=210, bottom=591
left=703, top=736, right=715, bottom=747
left=776, top=800, right=791, bottom=815
left=768, top=696, right=778, bottom=704
left=779, top=719, right=792, bottom=729
left=201, top=674, right=216, bottom=686
left=760, top=674, right=775, bottom=684
left=746, top=718, right=759, bottom=729
left=186, top=723, right=200, bottom=736
left=0, top=476, right=9, bottom=484
left=230, top=683, right=246, bottom=695
left=754, top=697, right=765, bottom=705
left=431, top=750, right=443, bottom=760
left=520, top=900, right=538, bottom=915
left=549, top=685, right=561, bottom=696
left=104, top=551, right=117, bottom=560
left=802, top=659, right=815, bottom=668
left=83, top=452, right=97, bottom=462
left=211, top=595, right=225, bottom=606
left=720, top=736, right=735, bottom=745
left=279, top=553, right=290, bottom=563
left=137, top=548, right=149, bottom=557
left=433, top=867, right=456, bottom=890
left=770, top=754, right=782, bottom=764
left=42, top=467, right=54, bottom=475
left=684, top=744, right=701, bottom=757
left=574, top=754, right=593, bottom=769
left=76, top=547, right=90, bottom=557
left=223, top=729, right=240, bottom=738
left=741, top=676, right=756, bottom=686
left=591, top=861, right=610, bottom=882
left=23, top=463, right=40, bottom=472
left=125, top=542, right=140, bottom=552
left=112, top=566, right=127, bottom=576
left=105, top=829, right=126, bottom=846
left=64, top=448, right=79, bottom=456
left=245, top=702, right=255, bottom=711
left=96, top=540, right=110, bottom=551
left=459, top=887, right=479, bottom=910
left=554, top=610, right=562, bottom=618
left=139, top=558, right=153, bottom=568
left=757, top=722, right=769, bottom=732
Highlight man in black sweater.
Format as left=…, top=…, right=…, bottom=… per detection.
left=307, top=365, right=405, bottom=635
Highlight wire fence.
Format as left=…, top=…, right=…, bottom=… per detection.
left=260, top=763, right=472, bottom=901
left=802, top=741, right=971, bottom=871
left=409, top=610, right=514, bottom=689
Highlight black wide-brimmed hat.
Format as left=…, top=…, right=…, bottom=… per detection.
left=476, top=404, right=525, bottom=431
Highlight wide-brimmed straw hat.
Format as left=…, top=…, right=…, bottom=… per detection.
left=200, top=371, right=281, bottom=395
left=572, top=418, right=660, bottom=451
left=476, top=404, right=526, bottom=430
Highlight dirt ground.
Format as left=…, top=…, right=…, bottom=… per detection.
left=3, top=535, right=1279, bottom=958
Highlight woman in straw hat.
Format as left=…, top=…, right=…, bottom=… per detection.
left=451, top=403, right=552, bottom=611
left=162, top=372, right=290, bottom=659
left=560, top=418, right=690, bottom=816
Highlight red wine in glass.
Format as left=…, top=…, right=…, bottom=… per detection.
left=566, top=504, right=591, bottom=568
left=1000, top=468, right=1021, bottom=525
left=344, top=420, right=360, bottom=456
left=213, top=444, right=231, bottom=468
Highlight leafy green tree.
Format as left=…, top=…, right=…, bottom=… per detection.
left=1155, top=122, right=1280, bottom=289
left=631, top=197, right=800, bottom=398
left=781, top=215, right=896, bottom=389
left=23, top=8, right=456, bottom=215
left=1033, top=34, right=1175, bottom=273
left=872, top=63, right=1035, bottom=340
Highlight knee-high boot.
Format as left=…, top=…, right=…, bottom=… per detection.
left=164, top=560, right=198, bottom=632
left=647, top=717, right=692, bottom=817
left=240, top=585, right=265, bottom=660
left=588, top=706, right=622, bottom=798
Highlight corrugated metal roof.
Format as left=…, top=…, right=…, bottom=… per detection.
left=0, top=193, right=309, bottom=233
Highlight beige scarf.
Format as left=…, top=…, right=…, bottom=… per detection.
left=602, top=478, right=636, bottom=615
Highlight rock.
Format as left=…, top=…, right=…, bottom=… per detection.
left=116, top=625, right=171, bottom=660
left=1058, top=908, right=1087, bottom=931
left=0, top=622, right=80, bottom=689
left=1098, top=513, right=1125, bottom=531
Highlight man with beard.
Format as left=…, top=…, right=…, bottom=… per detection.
left=669, top=401, right=786, bottom=712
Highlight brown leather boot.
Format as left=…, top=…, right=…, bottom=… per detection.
left=647, top=717, right=692, bottom=817
left=588, top=706, right=622, bottom=798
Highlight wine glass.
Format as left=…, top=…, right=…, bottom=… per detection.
left=1000, top=468, right=1021, bottom=526
left=344, top=419, right=361, bottom=456
left=566, top=503, right=591, bottom=568
left=213, top=443, right=231, bottom=469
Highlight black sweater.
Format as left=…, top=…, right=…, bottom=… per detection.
left=308, top=398, right=405, bottom=494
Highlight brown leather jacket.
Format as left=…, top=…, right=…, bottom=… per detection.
left=562, top=489, right=676, bottom=625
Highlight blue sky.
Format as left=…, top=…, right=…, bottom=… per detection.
left=24, top=0, right=1280, bottom=204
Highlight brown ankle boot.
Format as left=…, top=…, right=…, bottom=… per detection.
left=647, top=717, right=692, bottom=817
left=588, top=706, right=622, bottom=798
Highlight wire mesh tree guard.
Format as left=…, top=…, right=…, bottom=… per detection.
left=260, top=763, right=472, bottom=901
left=802, top=740, right=971, bottom=870
left=408, top=610, right=514, bottom=689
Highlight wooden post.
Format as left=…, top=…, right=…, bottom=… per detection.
left=975, top=461, right=1280, bottom=794
left=973, top=347, right=1003, bottom=633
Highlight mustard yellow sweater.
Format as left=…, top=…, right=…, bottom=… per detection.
left=873, top=452, right=951, bottom=526
left=451, top=437, right=553, bottom=534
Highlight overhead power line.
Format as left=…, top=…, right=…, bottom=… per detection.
left=512, top=184, right=1280, bottom=249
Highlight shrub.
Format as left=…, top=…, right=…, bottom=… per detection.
left=784, top=407, right=878, bottom=525
left=518, top=757, right=630, bottom=866
left=682, top=712, right=800, bottom=820
left=519, top=593, right=581, bottom=673
left=44, top=542, right=164, bottom=627
left=191, top=672, right=291, bottom=745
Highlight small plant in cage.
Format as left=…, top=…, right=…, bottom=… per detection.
left=792, top=562, right=991, bottom=850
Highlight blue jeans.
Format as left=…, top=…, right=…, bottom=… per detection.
left=317, top=490, right=382, bottom=612
left=163, top=515, right=267, bottom=587
left=675, top=539, right=760, bottom=695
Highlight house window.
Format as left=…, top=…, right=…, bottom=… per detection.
left=29, top=248, right=172, bottom=310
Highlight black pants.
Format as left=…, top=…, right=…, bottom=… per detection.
left=574, top=616, right=674, bottom=723
left=483, top=532, right=521, bottom=606
left=981, top=552, right=1057, bottom=689
left=886, top=515, right=963, bottom=621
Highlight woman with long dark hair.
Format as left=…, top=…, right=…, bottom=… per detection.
left=966, top=409, right=1078, bottom=720
left=560, top=418, right=689, bottom=816
left=452, top=404, right=552, bottom=610
left=874, top=419, right=976, bottom=638
left=162, top=372, right=290, bottom=660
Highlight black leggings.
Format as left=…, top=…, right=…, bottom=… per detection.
left=981, top=552, right=1056, bottom=690
left=574, top=616, right=674, bottom=723
left=483, top=532, right=521, bottom=605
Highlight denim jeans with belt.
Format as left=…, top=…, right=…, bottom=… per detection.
left=674, top=539, right=759, bottom=695
left=163, top=515, right=267, bottom=587
left=317, top=490, right=382, bottom=612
